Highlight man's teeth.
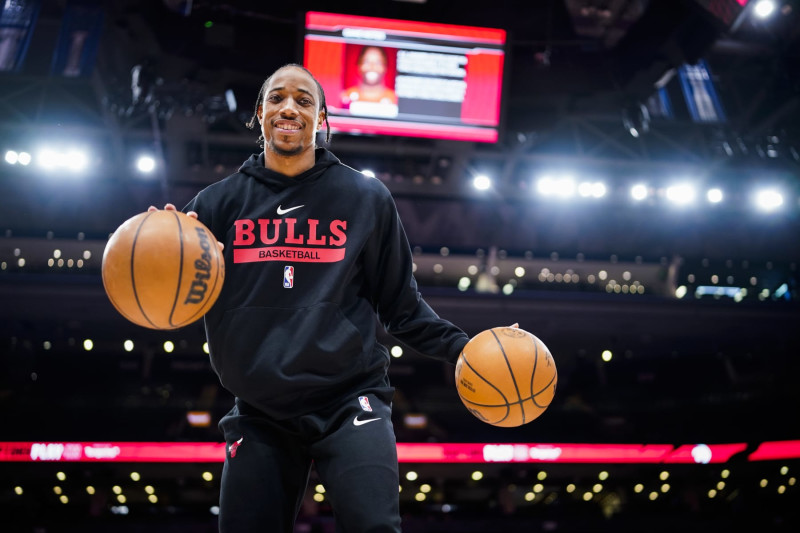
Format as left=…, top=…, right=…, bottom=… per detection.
left=277, top=124, right=300, bottom=130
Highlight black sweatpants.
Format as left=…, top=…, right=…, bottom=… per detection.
left=217, top=392, right=401, bottom=533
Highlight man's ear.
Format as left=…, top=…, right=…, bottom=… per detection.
left=317, top=110, right=325, bottom=130
left=257, top=105, right=263, bottom=124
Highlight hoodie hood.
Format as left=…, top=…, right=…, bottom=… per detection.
left=238, top=147, right=340, bottom=190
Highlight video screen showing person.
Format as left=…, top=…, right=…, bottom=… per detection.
left=341, top=45, right=399, bottom=118
left=304, top=11, right=506, bottom=142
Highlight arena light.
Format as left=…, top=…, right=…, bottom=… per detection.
left=5, top=150, right=18, bottom=164
left=473, top=175, right=492, bottom=190
left=136, top=155, right=156, bottom=174
left=630, top=183, right=648, bottom=201
left=18, top=151, right=31, bottom=165
left=186, top=411, right=211, bottom=427
left=37, top=147, right=89, bottom=172
left=65, top=150, right=88, bottom=172
left=537, top=176, right=576, bottom=198
left=666, top=183, right=696, bottom=205
left=38, top=149, right=58, bottom=169
left=590, top=182, right=607, bottom=198
left=755, top=189, right=783, bottom=212
left=753, top=0, right=777, bottom=18
left=578, top=181, right=607, bottom=198
left=224, top=89, right=237, bottom=112
left=706, top=188, right=723, bottom=204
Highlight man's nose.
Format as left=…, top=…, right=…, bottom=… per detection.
left=280, top=98, right=300, bottom=116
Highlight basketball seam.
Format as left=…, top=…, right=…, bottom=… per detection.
left=490, top=329, right=525, bottom=425
left=529, top=333, right=538, bottom=412
left=532, top=352, right=557, bottom=408
left=167, top=212, right=185, bottom=328
left=131, top=212, right=158, bottom=329
left=464, top=392, right=552, bottom=408
left=459, top=353, right=510, bottom=424
left=102, top=272, right=140, bottom=325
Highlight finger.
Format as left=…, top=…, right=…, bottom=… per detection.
left=163, top=203, right=177, bottom=211
left=509, top=323, right=519, bottom=329
left=186, top=210, right=198, bottom=219
left=218, top=241, right=225, bottom=251
left=147, top=206, right=158, bottom=212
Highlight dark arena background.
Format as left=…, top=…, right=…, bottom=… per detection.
left=2, top=0, right=800, bottom=531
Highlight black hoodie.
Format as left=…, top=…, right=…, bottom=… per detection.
left=185, top=148, right=469, bottom=419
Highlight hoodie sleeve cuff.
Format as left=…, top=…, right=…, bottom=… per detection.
left=447, top=335, right=470, bottom=366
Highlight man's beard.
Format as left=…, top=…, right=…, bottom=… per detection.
left=267, top=138, right=304, bottom=157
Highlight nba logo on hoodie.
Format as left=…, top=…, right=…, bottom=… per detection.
left=283, top=266, right=294, bottom=288
left=358, top=396, right=372, bottom=412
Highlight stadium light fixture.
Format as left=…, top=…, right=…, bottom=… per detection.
left=136, top=155, right=156, bottom=174
left=666, top=183, right=696, bottom=206
left=577, top=181, right=607, bottom=198
left=473, top=175, right=492, bottom=190
left=65, top=150, right=88, bottom=172
left=630, top=183, right=648, bottom=201
left=38, top=149, right=58, bottom=169
left=755, top=189, right=783, bottom=212
left=707, top=188, right=723, bottom=204
left=753, top=0, right=777, bottom=19
left=37, top=147, right=89, bottom=172
left=537, top=175, right=575, bottom=198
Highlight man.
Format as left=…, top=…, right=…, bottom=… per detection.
left=154, top=64, right=473, bottom=532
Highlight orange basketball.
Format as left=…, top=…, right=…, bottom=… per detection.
left=101, top=210, right=225, bottom=330
left=455, top=327, right=557, bottom=427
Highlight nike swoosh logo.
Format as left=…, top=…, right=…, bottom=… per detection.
left=353, top=416, right=382, bottom=426
left=277, top=204, right=304, bottom=215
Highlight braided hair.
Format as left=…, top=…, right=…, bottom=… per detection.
left=245, top=64, right=331, bottom=147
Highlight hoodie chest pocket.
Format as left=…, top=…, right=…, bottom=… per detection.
left=209, top=303, right=366, bottom=386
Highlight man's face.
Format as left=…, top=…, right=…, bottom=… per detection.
left=359, top=48, right=387, bottom=86
left=258, top=67, right=324, bottom=157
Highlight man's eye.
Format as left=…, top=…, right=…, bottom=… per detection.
left=267, top=94, right=281, bottom=102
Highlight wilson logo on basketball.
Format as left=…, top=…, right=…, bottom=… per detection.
left=101, top=210, right=224, bottom=330
left=184, top=227, right=214, bottom=304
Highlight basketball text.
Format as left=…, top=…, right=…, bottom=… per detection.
left=184, top=227, right=213, bottom=304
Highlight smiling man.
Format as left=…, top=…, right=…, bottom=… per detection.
left=256, top=65, right=327, bottom=172
left=170, top=64, right=477, bottom=532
